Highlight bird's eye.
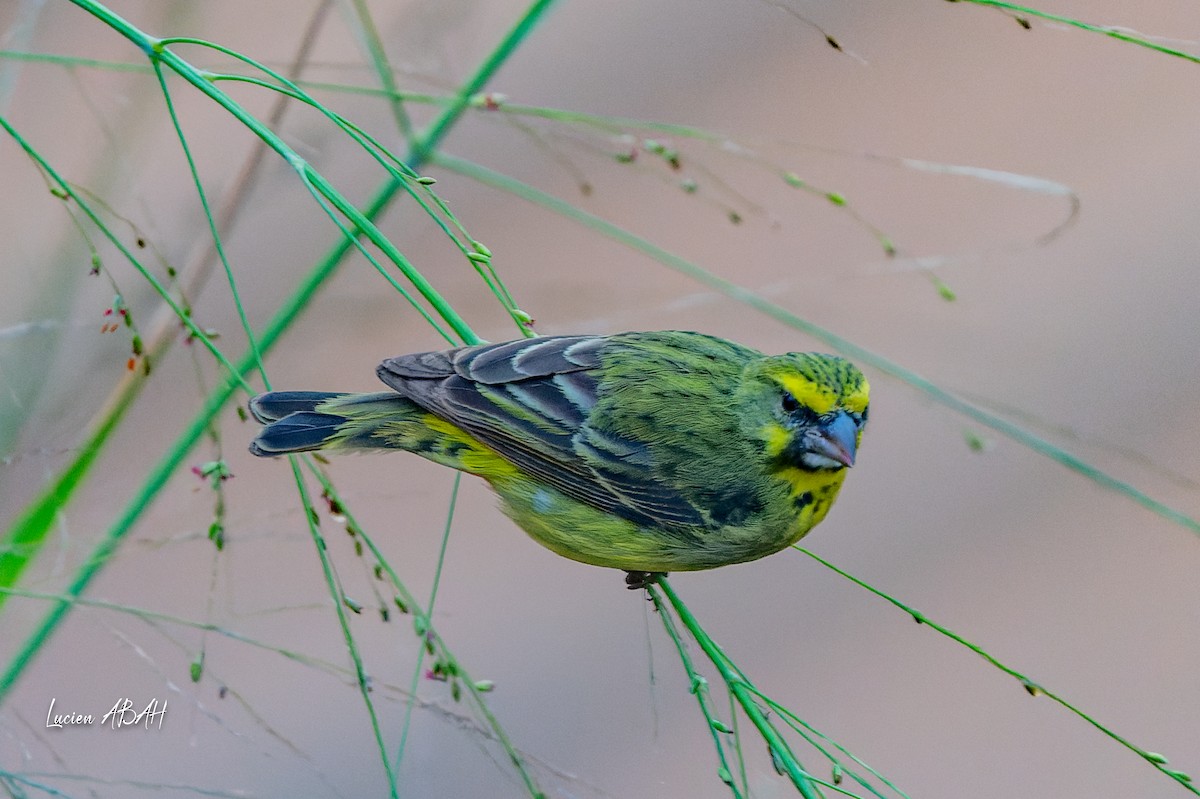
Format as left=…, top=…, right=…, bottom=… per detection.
left=781, top=392, right=800, bottom=414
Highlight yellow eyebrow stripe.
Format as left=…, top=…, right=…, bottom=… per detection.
left=777, top=374, right=836, bottom=415
left=843, top=380, right=870, bottom=414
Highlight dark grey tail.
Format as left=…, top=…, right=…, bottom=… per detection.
left=248, top=391, right=346, bottom=456
left=249, top=391, right=346, bottom=424
left=248, top=391, right=415, bottom=457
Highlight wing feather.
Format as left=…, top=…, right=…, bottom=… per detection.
left=376, top=335, right=707, bottom=529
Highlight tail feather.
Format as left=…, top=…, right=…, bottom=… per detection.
left=249, top=411, right=346, bottom=456
left=249, top=391, right=346, bottom=423
left=249, top=391, right=422, bottom=457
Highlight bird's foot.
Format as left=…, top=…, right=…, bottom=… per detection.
left=624, top=571, right=666, bottom=590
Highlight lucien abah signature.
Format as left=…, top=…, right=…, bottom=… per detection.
left=45, top=697, right=167, bottom=730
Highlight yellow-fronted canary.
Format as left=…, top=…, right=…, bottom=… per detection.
left=249, top=331, right=869, bottom=586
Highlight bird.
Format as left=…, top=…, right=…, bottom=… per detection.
left=248, top=331, right=869, bottom=588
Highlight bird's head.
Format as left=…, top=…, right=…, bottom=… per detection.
left=739, top=353, right=869, bottom=472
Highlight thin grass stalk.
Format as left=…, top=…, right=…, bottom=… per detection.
left=650, top=579, right=820, bottom=799
left=0, top=0, right=560, bottom=703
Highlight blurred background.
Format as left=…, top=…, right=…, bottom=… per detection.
left=1, top=1, right=1198, bottom=797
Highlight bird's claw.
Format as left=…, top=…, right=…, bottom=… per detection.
left=624, top=571, right=665, bottom=590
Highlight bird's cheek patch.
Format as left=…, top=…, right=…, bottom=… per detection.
left=761, top=422, right=793, bottom=459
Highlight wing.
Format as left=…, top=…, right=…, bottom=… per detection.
left=376, top=335, right=708, bottom=529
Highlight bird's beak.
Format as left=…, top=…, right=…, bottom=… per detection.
left=810, top=411, right=858, bottom=468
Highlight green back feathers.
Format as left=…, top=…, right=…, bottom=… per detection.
left=587, top=333, right=763, bottom=526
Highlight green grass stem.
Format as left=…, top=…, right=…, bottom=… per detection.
left=951, top=0, right=1200, bottom=63
left=345, top=0, right=414, bottom=144
left=650, top=578, right=821, bottom=798
left=795, top=547, right=1198, bottom=794
left=652, top=590, right=747, bottom=799
left=0, top=116, right=251, bottom=604
left=0, top=0, right=558, bottom=705
left=302, top=464, right=544, bottom=796
left=283, top=457, right=398, bottom=796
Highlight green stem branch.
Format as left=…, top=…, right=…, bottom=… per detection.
left=0, top=0, right=558, bottom=704
left=650, top=579, right=821, bottom=799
